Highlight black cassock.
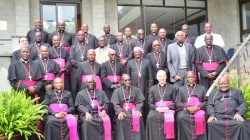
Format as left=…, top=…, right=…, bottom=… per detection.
left=102, top=34, right=117, bottom=46
left=12, top=49, right=36, bottom=63
left=155, top=38, right=172, bottom=53
left=70, top=42, right=94, bottom=100
left=34, top=59, right=60, bottom=102
left=196, top=45, right=229, bottom=90
left=145, top=33, right=158, bottom=46
left=175, top=84, right=207, bottom=140
left=126, top=58, right=154, bottom=122
left=134, top=39, right=151, bottom=58
left=48, top=30, right=72, bottom=47
left=172, top=34, right=196, bottom=47
left=146, top=83, right=177, bottom=140
left=26, top=28, right=49, bottom=44
left=123, top=37, right=137, bottom=51
left=206, top=88, right=250, bottom=140
left=73, top=33, right=98, bottom=49
left=43, top=90, right=75, bottom=140
left=28, top=42, right=51, bottom=60
left=75, top=61, right=101, bottom=92
left=48, top=47, right=71, bottom=91
left=146, top=51, right=168, bottom=84
left=8, top=60, right=44, bottom=100
left=111, top=86, right=146, bottom=140
left=75, top=89, right=109, bottom=140
left=110, top=43, right=133, bottom=62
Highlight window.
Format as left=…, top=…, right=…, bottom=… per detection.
left=239, top=0, right=250, bottom=41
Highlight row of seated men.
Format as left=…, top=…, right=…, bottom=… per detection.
left=8, top=46, right=250, bottom=140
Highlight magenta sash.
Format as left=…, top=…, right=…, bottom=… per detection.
left=91, top=100, right=112, bottom=140
left=122, top=103, right=140, bottom=132
left=106, top=76, right=121, bottom=83
left=62, top=46, right=70, bottom=54
left=202, top=62, right=219, bottom=71
left=120, top=57, right=126, bottom=62
left=43, top=73, right=55, bottom=81
left=81, top=75, right=102, bottom=90
left=155, top=101, right=175, bottom=139
left=185, top=97, right=206, bottom=135
left=49, top=104, right=79, bottom=140
left=20, top=80, right=39, bottom=104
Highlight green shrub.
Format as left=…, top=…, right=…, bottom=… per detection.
left=0, top=88, right=47, bottom=140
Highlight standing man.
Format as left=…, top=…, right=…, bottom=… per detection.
left=94, top=36, right=110, bottom=64
left=26, top=19, right=49, bottom=44
left=123, top=27, right=137, bottom=50
left=111, top=74, right=146, bottom=140
left=48, top=20, right=72, bottom=54
left=35, top=46, right=60, bottom=101
left=102, top=24, right=117, bottom=47
left=75, top=49, right=102, bottom=92
left=175, top=71, right=207, bottom=140
left=167, top=31, right=195, bottom=88
left=12, top=37, right=36, bottom=63
left=146, top=70, right=177, bottom=140
left=126, top=47, right=154, bottom=122
left=8, top=47, right=44, bottom=103
left=145, top=23, right=158, bottom=45
left=135, top=29, right=151, bottom=57
left=28, top=32, right=51, bottom=59
left=75, top=76, right=111, bottom=140
left=70, top=30, right=94, bottom=99
left=157, top=28, right=172, bottom=53
left=101, top=49, right=123, bottom=129
left=194, top=22, right=225, bottom=48
left=196, top=34, right=229, bottom=90
left=173, top=24, right=196, bottom=47
left=207, top=76, right=250, bottom=140
left=74, top=23, right=98, bottom=48
left=146, top=40, right=168, bottom=84
left=48, top=35, right=71, bottom=91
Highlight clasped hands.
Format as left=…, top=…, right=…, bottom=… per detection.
left=55, top=112, right=67, bottom=118
left=118, top=111, right=142, bottom=120
left=86, top=110, right=108, bottom=121
left=186, top=106, right=200, bottom=114
left=156, top=107, right=169, bottom=113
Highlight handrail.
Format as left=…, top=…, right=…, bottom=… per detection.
left=206, top=34, right=250, bottom=96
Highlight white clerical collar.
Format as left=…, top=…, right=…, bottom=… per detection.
left=20, top=58, right=29, bottom=64
left=159, top=83, right=166, bottom=87
left=136, top=58, right=142, bottom=61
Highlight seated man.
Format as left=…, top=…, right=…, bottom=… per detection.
left=75, top=76, right=111, bottom=140
left=43, top=78, right=79, bottom=140
left=111, top=74, right=146, bottom=140
left=176, top=71, right=207, bottom=140
left=146, top=70, right=177, bottom=140
left=207, top=76, right=250, bottom=140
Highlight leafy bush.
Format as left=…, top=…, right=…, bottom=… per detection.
left=0, top=88, right=47, bottom=140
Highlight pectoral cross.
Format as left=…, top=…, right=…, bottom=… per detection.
left=59, top=61, right=62, bottom=65
left=125, top=104, right=129, bottom=111
left=28, top=75, right=32, bottom=81
left=156, top=62, right=160, bottom=68
left=44, top=75, right=48, bottom=80
left=59, top=103, right=62, bottom=109
left=91, top=102, right=95, bottom=108
left=160, top=99, right=163, bottom=106
left=187, top=97, right=191, bottom=103
left=208, top=58, right=212, bottom=64
left=138, top=73, right=141, bottom=77
left=107, top=44, right=110, bottom=48
left=114, top=76, right=117, bottom=82
left=81, top=56, right=84, bottom=60
left=119, top=54, right=122, bottom=58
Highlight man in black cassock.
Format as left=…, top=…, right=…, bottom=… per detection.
left=196, top=34, right=229, bottom=90
left=26, top=19, right=49, bottom=44
left=145, top=23, right=158, bottom=45
left=73, top=23, right=98, bottom=48
left=12, top=37, right=36, bottom=63
left=207, top=76, right=250, bottom=140
left=134, top=29, right=151, bottom=57
left=101, top=49, right=123, bottom=130
left=75, top=49, right=102, bottom=93
left=43, top=78, right=79, bottom=140
left=48, top=35, right=71, bottom=92
left=75, top=76, right=111, bottom=140
left=111, top=74, right=146, bottom=140
left=123, top=27, right=137, bottom=51
left=146, top=40, right=168, bottom=84
left=8, top=47, right=44, bottom=103
left=34, top=46, right=60, bottom=102
left=172, top=24, right=196, bottom=47
left=110, top=32, right=132, bottom=69
left=48, top=20, right=72, bottom=52
left=146, top=70, right=177, bottom=140
left=102, top=24, right=117, bottom=47
left=28, top=32, right=51, bottom=59
left=156, top=28, right=172, bottom=53
left=126, top=47, right=154, bottom=122
left=175, top=71, right=207, bottom=140
left=70, top=30, right=94, bottom=100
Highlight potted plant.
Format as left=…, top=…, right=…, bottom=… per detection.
left=0, top=88, right=47, bottom=140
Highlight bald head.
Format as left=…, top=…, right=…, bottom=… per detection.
left=175, top=31, right=185, bottom=43
left=58, top=20, right=66, bottom=32
left=156, top=70, right=167, bottom=84
left=103, top=24, right=111, bottom=34
left=204, top=34, right=213, bottom=46
left=117, top=32, right=123, bottom=42
left=52, top=35, right=61, bottom=47
left=182, top=24, right=189, bottom=35
left=53, top=77, right=63, bottom=90
left=125, top=27, right=132, bottom=37
left=204, top=22, right=212, bottom=34
left=158, top=28, right=167, bottom=39
left=137, top=29, right=144, bottom=40
left=150, top=23, right=158, bottom=33
left=87, top=49, right=96, bottom=62
left=34, top=19, right=42, bottom=29
left=81, top=23, right=89, bottom=33
left=218, top=76, right=229, bottom=92
left=186, top=71, right=195, bottom=85
left=152, top=40, right=160, bottom=52
left=20, top=47, right=30, bottom=60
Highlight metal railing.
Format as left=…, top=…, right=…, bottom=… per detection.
left=206, top=34, right=250, bottom=96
